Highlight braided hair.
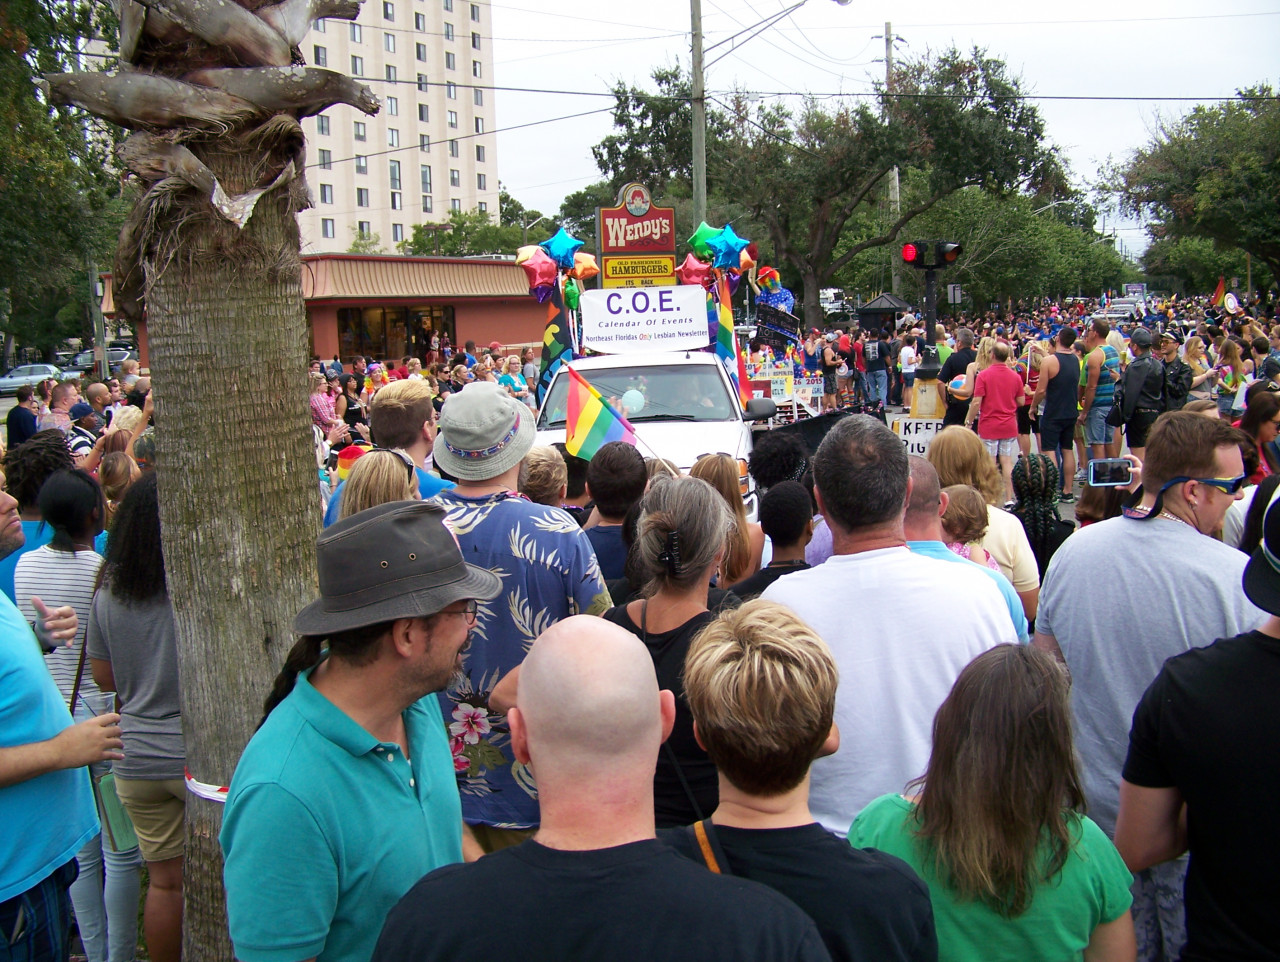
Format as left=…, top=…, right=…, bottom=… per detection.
left=260, top=621, right=389, bottom=727
left=1011, top=455, right=1062, bottom=574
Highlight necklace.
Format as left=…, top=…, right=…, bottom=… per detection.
left=1158, top=510, right=1197, bottom=531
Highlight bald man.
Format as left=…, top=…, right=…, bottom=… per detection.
left=374, top=617, right=832, bottom=962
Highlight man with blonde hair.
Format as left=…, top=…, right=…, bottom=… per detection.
left=517, top=446, right=567, bottom=506
left=665, top=600, right=937, bottom=962
left=322, top=377, right=453, bottom=526
left=374, top=616, right=830, bottom=962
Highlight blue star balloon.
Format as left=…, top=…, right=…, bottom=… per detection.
left=707, top=224, right=750, bottom=270
left=539, top=228, right=585, bottom=269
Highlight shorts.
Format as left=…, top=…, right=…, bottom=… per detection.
left=983, top=437, right=1019, bottom=459
left=901, top=372, right=916, bottom=387
left=1016, top=405, right=1037, bottom=435
left=1084, top=403, right=1113, bottom=445
left=1040, top=417, right=1075, bottom=454
left=1126, top=409, right=1162, bottom=449
left=823, top=372, right=837, bottom=395
left=113, top=776, right=186, bottom=863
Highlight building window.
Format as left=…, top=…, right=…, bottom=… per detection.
left=415, top=42, right=427, bottom=61
left=414, top=12, right=425, bottom=30
left=357, top=187, right=369, bottom=207
left=320, top=184, right=334, bottom=204
left=419, top=133, right=430, bottom=151
left=470, top=3, right=479, bottom=21
left=420, top=164, right=432, bottom=192
left=417, top=73, right=428, bottom=92
left=472, top=59, right=481, bottom=78
left=387, top=96, right=398, bottom=116
left=391, top=192, right=403, bottom=210
left=319, top=148, right=332, bottom=168
left=470, top=31, right=480, bottom=50
left=443, top=22, right=453, bottom=40
left=447, top=110, right=457, bottom=128
left=350, top=55, right=364, bottom=75
left=354, top=120, right=367, bottom=141
left=350, top=22, right=362, bottom=41
left=477, top=201, right=487, bottom=213
left=384, top=32, right=395, bottom=52
left=355, top=155, right=368, bottom=174
left=448, top=139, right=458, bottom=157
left=422, top=194, right=433, bottom=213
left=358, top=220, right=371, bottom=236
left=392, top=223, right=404, bottom=242
left=389, top=159, right=402, bottom=189
left=316, top=114, right=330, bottom=135
left=473, top=116, right=483, bottom=134
left=313, top=17, right=325, bottom=31
left=382, top=1, right=394, bottom=20
left=442, top=0, right=452, bottom=10
left=417, top=103, right=429, bottom=122
left=449, top=168, right=460, bottom=187
left=445, top=82, right=456, bottom=99
left=476, top=173, right=486, bottom=190
left=444, top=52, right=455, bottom=70
left=450, top=198, right=461, bottom=211
left=322, top=218, right=335, bottom=238
left=312, top=44, right=327, bottom=66
left=385, top=65, right=396, bottom=82
left=473, top=87, right=483, bottom=106
left=475, top=144, right=485, bottom=162
left=388, top=128, right=399, bottom=147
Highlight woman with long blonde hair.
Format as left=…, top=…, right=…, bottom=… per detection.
left=1184, top=336, right=1215, bottom=402
left=1215, top=338, right=1247, bottom=418
left=690, top=453, right=763, bottom=584
left=337, top=449, right=418, bottom=520
left=927, top=426, right=1040, bottom=620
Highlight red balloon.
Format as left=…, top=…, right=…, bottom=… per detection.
left=521, top=248, right=558, bottom=291
left=676, top=252, right=711, bottom=288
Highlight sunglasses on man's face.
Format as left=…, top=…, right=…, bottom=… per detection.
left=1159, top=474, right=1247, bottom=496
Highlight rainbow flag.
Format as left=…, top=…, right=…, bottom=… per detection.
left=711, top=269, right=751, bottom=409
left=1210, top=276, right=1226, bottom=308
left=564, top=364, right=636, bottom=460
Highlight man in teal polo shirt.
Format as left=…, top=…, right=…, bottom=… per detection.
left=221, top=501, right=501, bottom=962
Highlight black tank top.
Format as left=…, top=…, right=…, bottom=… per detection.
left=1043, top=351, right=1081, bottom=421
left=343, top=394, right=367, bottom=428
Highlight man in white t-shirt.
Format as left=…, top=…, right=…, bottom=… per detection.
left=762, top=415, right=1017, bottom=834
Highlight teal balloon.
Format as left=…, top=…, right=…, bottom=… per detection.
left=539, top=227, right=584, bottom=269
left=687, top=221, right=719, bottom=260
left=707, top=224, right=750, bottom=270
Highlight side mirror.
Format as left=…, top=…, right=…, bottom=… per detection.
left=744, top=397, right=777, bottom=421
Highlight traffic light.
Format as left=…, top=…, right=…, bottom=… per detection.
left=901, top=241, right=926, bottom=268
left=935, top=241, right=962, bottom=266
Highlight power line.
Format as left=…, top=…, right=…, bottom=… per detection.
left=770, top=10, right=1280, bottom=30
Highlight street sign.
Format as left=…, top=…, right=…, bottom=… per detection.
left=891, top=416, right=945, bottom=456
left=947, top=284, right=963, bottom=304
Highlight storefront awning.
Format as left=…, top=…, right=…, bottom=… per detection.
left=301, top=254, right=527, bottom=301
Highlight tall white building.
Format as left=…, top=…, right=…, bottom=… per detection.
left=298, top=0, right=498, bottom=253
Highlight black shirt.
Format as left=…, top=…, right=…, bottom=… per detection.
left=604, top=606, right=719, bottom=827
left=938, top=348, right=977, bottom=418
left=1123, top=630, right=1280, bottom=962
left=5, top=405, right=36, bottom=449
left=726, top=560, right=810, bottom=600
left=662, top=822, right=937, bottom=962
left=1123, top=353, right=1167, bottom=416
left=1042, top=350, right=1081, bottom=422
left=863, top=338, right=888, bottom=373
left=373, top=839, right=833, bottom=962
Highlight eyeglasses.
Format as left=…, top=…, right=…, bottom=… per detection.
left=440, top=600, right=478, bottom=625
left=372, top=447, right=417, bottom=485
left=1159, top=474, right=1247, bottom=496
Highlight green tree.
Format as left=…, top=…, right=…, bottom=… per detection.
left=398, top=207, right=523, bottom=256
left=1114, top=86, right=1280, bottom=284
left=1141, top=235, right=1269, bottom=296
left=348, top=225, right=384, bottom=253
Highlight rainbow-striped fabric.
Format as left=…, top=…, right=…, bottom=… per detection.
left=564, top=365, right=636, bottom=461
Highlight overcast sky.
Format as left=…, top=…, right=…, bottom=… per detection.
left=488, top=0, right=1278, bottom=259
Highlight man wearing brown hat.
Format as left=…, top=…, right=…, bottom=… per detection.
left=220, top=501, right=501, bottom=962
left=432, top=382, right=612, bottom=852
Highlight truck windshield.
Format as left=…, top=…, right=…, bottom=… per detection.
left=538, top=363, right=736, bottom=428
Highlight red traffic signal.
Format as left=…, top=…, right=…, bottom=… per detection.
left=901, top=242, right=925, bottom=268
left=936, top=241, right=962, bottom=265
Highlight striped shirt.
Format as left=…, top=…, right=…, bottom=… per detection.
left=15, top=546, right=105, bottom=708
left=1093, top=345, right=1122, bottom=405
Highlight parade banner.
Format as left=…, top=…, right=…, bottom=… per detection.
left=579, top=285, right=710, bottom=354
left=891, top=416, right=945, bottom=456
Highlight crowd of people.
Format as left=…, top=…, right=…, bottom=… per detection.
left=3, top=288, right=1279, bottom=962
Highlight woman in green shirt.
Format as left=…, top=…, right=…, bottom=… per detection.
left=850, top=645, right=1135, bottom=962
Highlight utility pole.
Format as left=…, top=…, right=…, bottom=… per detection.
left=886, top=21, right=901, bottom=297
left=691, top=0, right=707, bottom=226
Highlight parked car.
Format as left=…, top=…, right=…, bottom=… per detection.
left=65, top=347, right=137, bottom=375
left=0, top=364, right=62, bottom=396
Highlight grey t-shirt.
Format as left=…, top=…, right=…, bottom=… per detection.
left=86, top=590, right=184, bottom=780
left=1037, top=515, right=1265, bottom=835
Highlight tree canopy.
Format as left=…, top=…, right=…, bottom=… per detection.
left=1114, top=86, right=1280, bottom=284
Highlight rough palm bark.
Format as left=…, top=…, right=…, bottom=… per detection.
left=42, top=0, right=377, bottom=955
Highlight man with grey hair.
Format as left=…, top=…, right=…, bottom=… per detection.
left=763, top=415, right=1016, bottom=833
left=373, top=616, right=831, bottom=962
left=938, top=327, right=976, bottom=426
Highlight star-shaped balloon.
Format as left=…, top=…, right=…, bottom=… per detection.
left=676, top=252, right=711, bottom=288
left=563, top=276, right=580, bottom=311
left=539, top=228, right=584, bottom=269
left=687, top=221, right=719, bottom=261
left=515, top=245, right=540, bottom=265
left=520, top=248, right=558, bottom=290
left=568, top=252, right=599, bottom=281
left=707, top=224, right=750, bottom=270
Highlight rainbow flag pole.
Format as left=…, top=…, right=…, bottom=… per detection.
left=564, top=364, right=636, bottom=462
left=710, top=268, right=751, bottom=410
